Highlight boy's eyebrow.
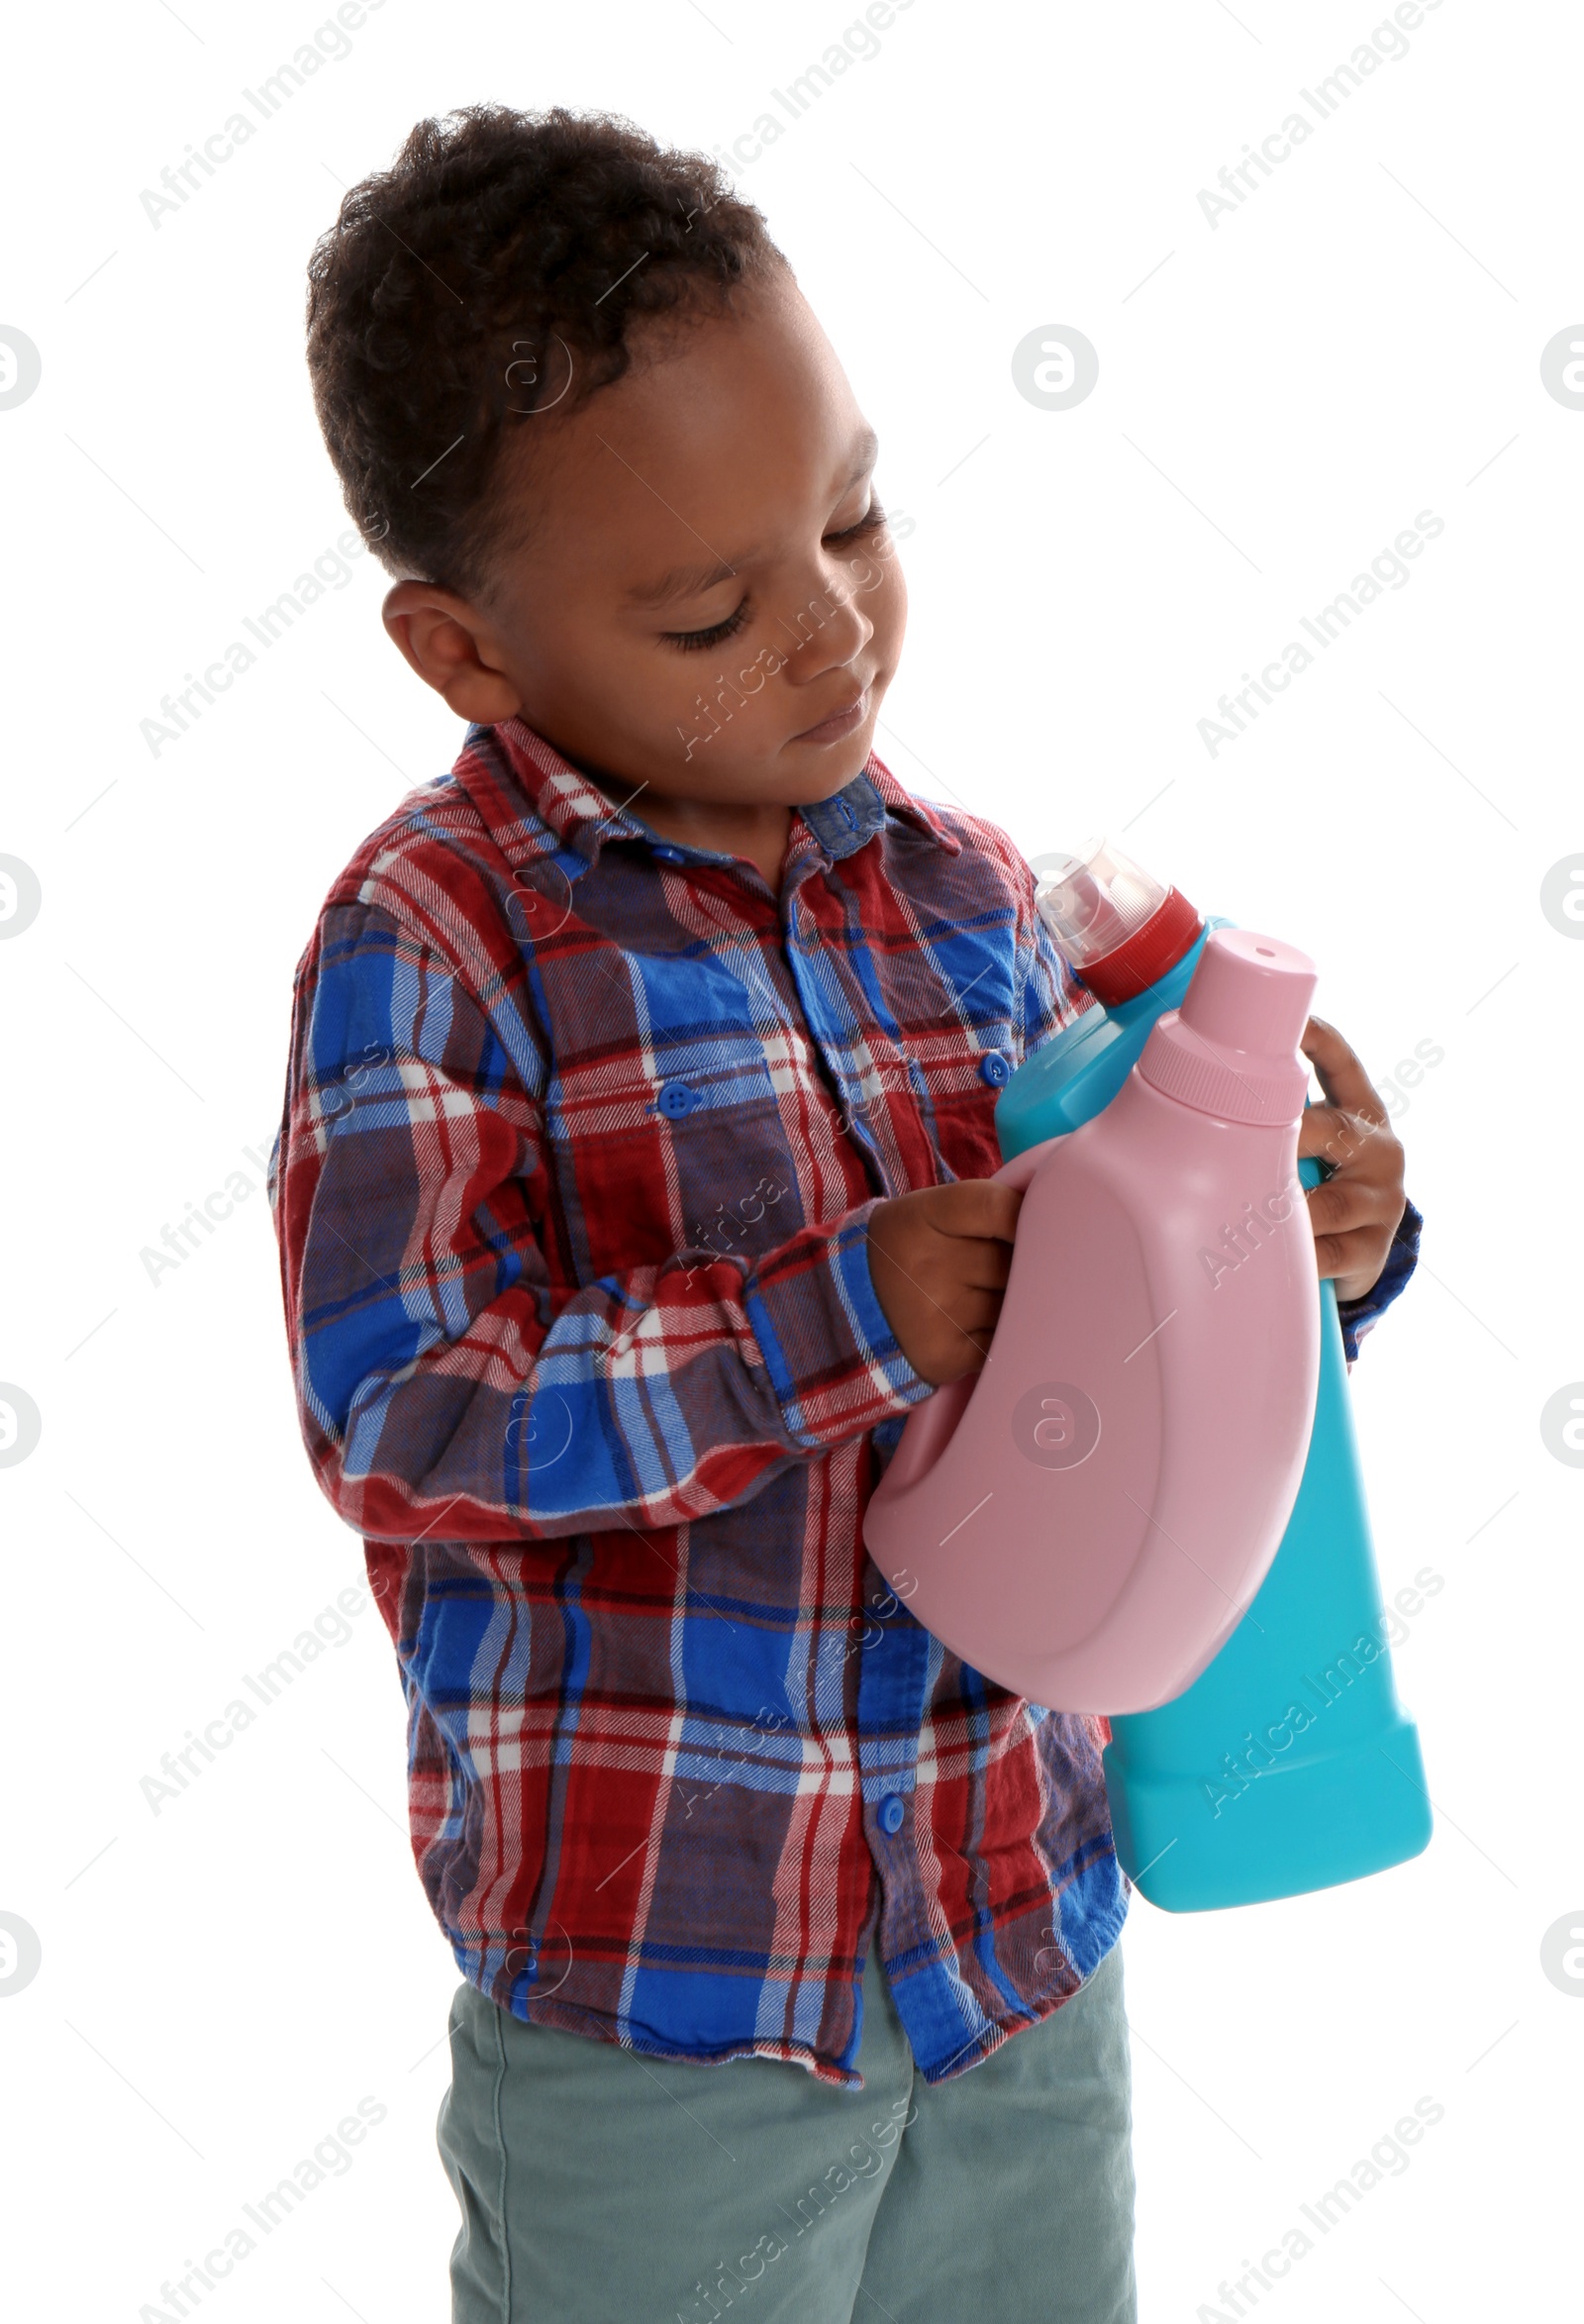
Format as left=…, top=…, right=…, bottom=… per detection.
left=625, top=430, right=880, bottom=610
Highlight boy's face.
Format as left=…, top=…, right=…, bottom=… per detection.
left=382, top=267, right=906, bottom=814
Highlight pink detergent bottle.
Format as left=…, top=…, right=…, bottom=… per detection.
left=863, top=929, right=1323, bottom=1713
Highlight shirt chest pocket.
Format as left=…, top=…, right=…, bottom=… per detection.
left=540, top=951, right=804, bottom=1275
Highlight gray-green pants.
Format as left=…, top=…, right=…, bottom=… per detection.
left=436, top=1936, right=1137, bottom=2323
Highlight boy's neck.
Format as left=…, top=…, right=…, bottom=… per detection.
left=627, top=790, right=795, bottom=898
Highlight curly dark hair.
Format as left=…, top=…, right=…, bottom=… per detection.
left=305, top=104, right=787, bottom=594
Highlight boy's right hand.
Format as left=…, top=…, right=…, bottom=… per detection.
left=866, top=1182, right=1024, bottom=1386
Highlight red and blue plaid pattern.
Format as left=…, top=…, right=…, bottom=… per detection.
left=267, top=714, right=1417, bottom=2084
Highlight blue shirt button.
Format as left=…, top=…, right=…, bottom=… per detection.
left=877, top=1792, right=905, bottom=1835
left=656, top=1079, right=699, bottom=1119
left=979, top=1051, right=1011, bottom=1088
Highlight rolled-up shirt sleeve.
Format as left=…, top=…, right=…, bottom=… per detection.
left=1335, top=1194, right=1423, bottom=1363
left=267, top=903, right=931, bottom=1545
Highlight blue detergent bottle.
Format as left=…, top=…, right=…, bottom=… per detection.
left=996, top=839, right=1433, bottom=1911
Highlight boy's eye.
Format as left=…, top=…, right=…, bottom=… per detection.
left=657, top=500, right=888, bottom=653
left=661, top=598, right=752, bottom=654
left=826, top=496, right=888, bottom=544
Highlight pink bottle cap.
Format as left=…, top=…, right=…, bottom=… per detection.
left=1138, top=928, right=1316, bottom=1124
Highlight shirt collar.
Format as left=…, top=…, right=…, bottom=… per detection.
left=450, top=713, right=962, bottom=876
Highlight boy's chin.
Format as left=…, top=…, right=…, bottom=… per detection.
left=776, top=735, right=876, bottom=802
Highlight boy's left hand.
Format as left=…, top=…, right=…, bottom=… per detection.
left=1297, top=1017, right=1409, bottom=1305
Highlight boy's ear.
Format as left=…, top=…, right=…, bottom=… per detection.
left=381, top=580, right=524, bottom=723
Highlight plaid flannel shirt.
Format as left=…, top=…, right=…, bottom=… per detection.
left=267, top=714, right=1420, bottom=2086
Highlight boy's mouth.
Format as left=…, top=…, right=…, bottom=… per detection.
left=791, top=684, right=870, bottom=746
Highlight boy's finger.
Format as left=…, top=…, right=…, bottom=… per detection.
left=1311, top=1226, right=1386, bottom=1288
left=933, top=1179, right=1024, bottom=1244
left=956, top=1239, right=1015, bottom=1293
left=1299, top=1016, right=1389, bottom=1128
left=955, top=1286, right=1008, bottom=1336
left=1306, top=1171, right=1397, bottom=1235
left=1298, top=1104, right=1387, bottom=1175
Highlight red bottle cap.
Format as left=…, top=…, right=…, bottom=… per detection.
left=1032, top=839, right=1205, bottom=1006
left=1075, top=885, right=1204, bottom=1005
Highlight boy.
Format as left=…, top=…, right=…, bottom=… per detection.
left=268, top=104, right=1419, bottom=2324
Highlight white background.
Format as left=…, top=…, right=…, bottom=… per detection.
left=2, top=1, right=1579, bottom=2318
